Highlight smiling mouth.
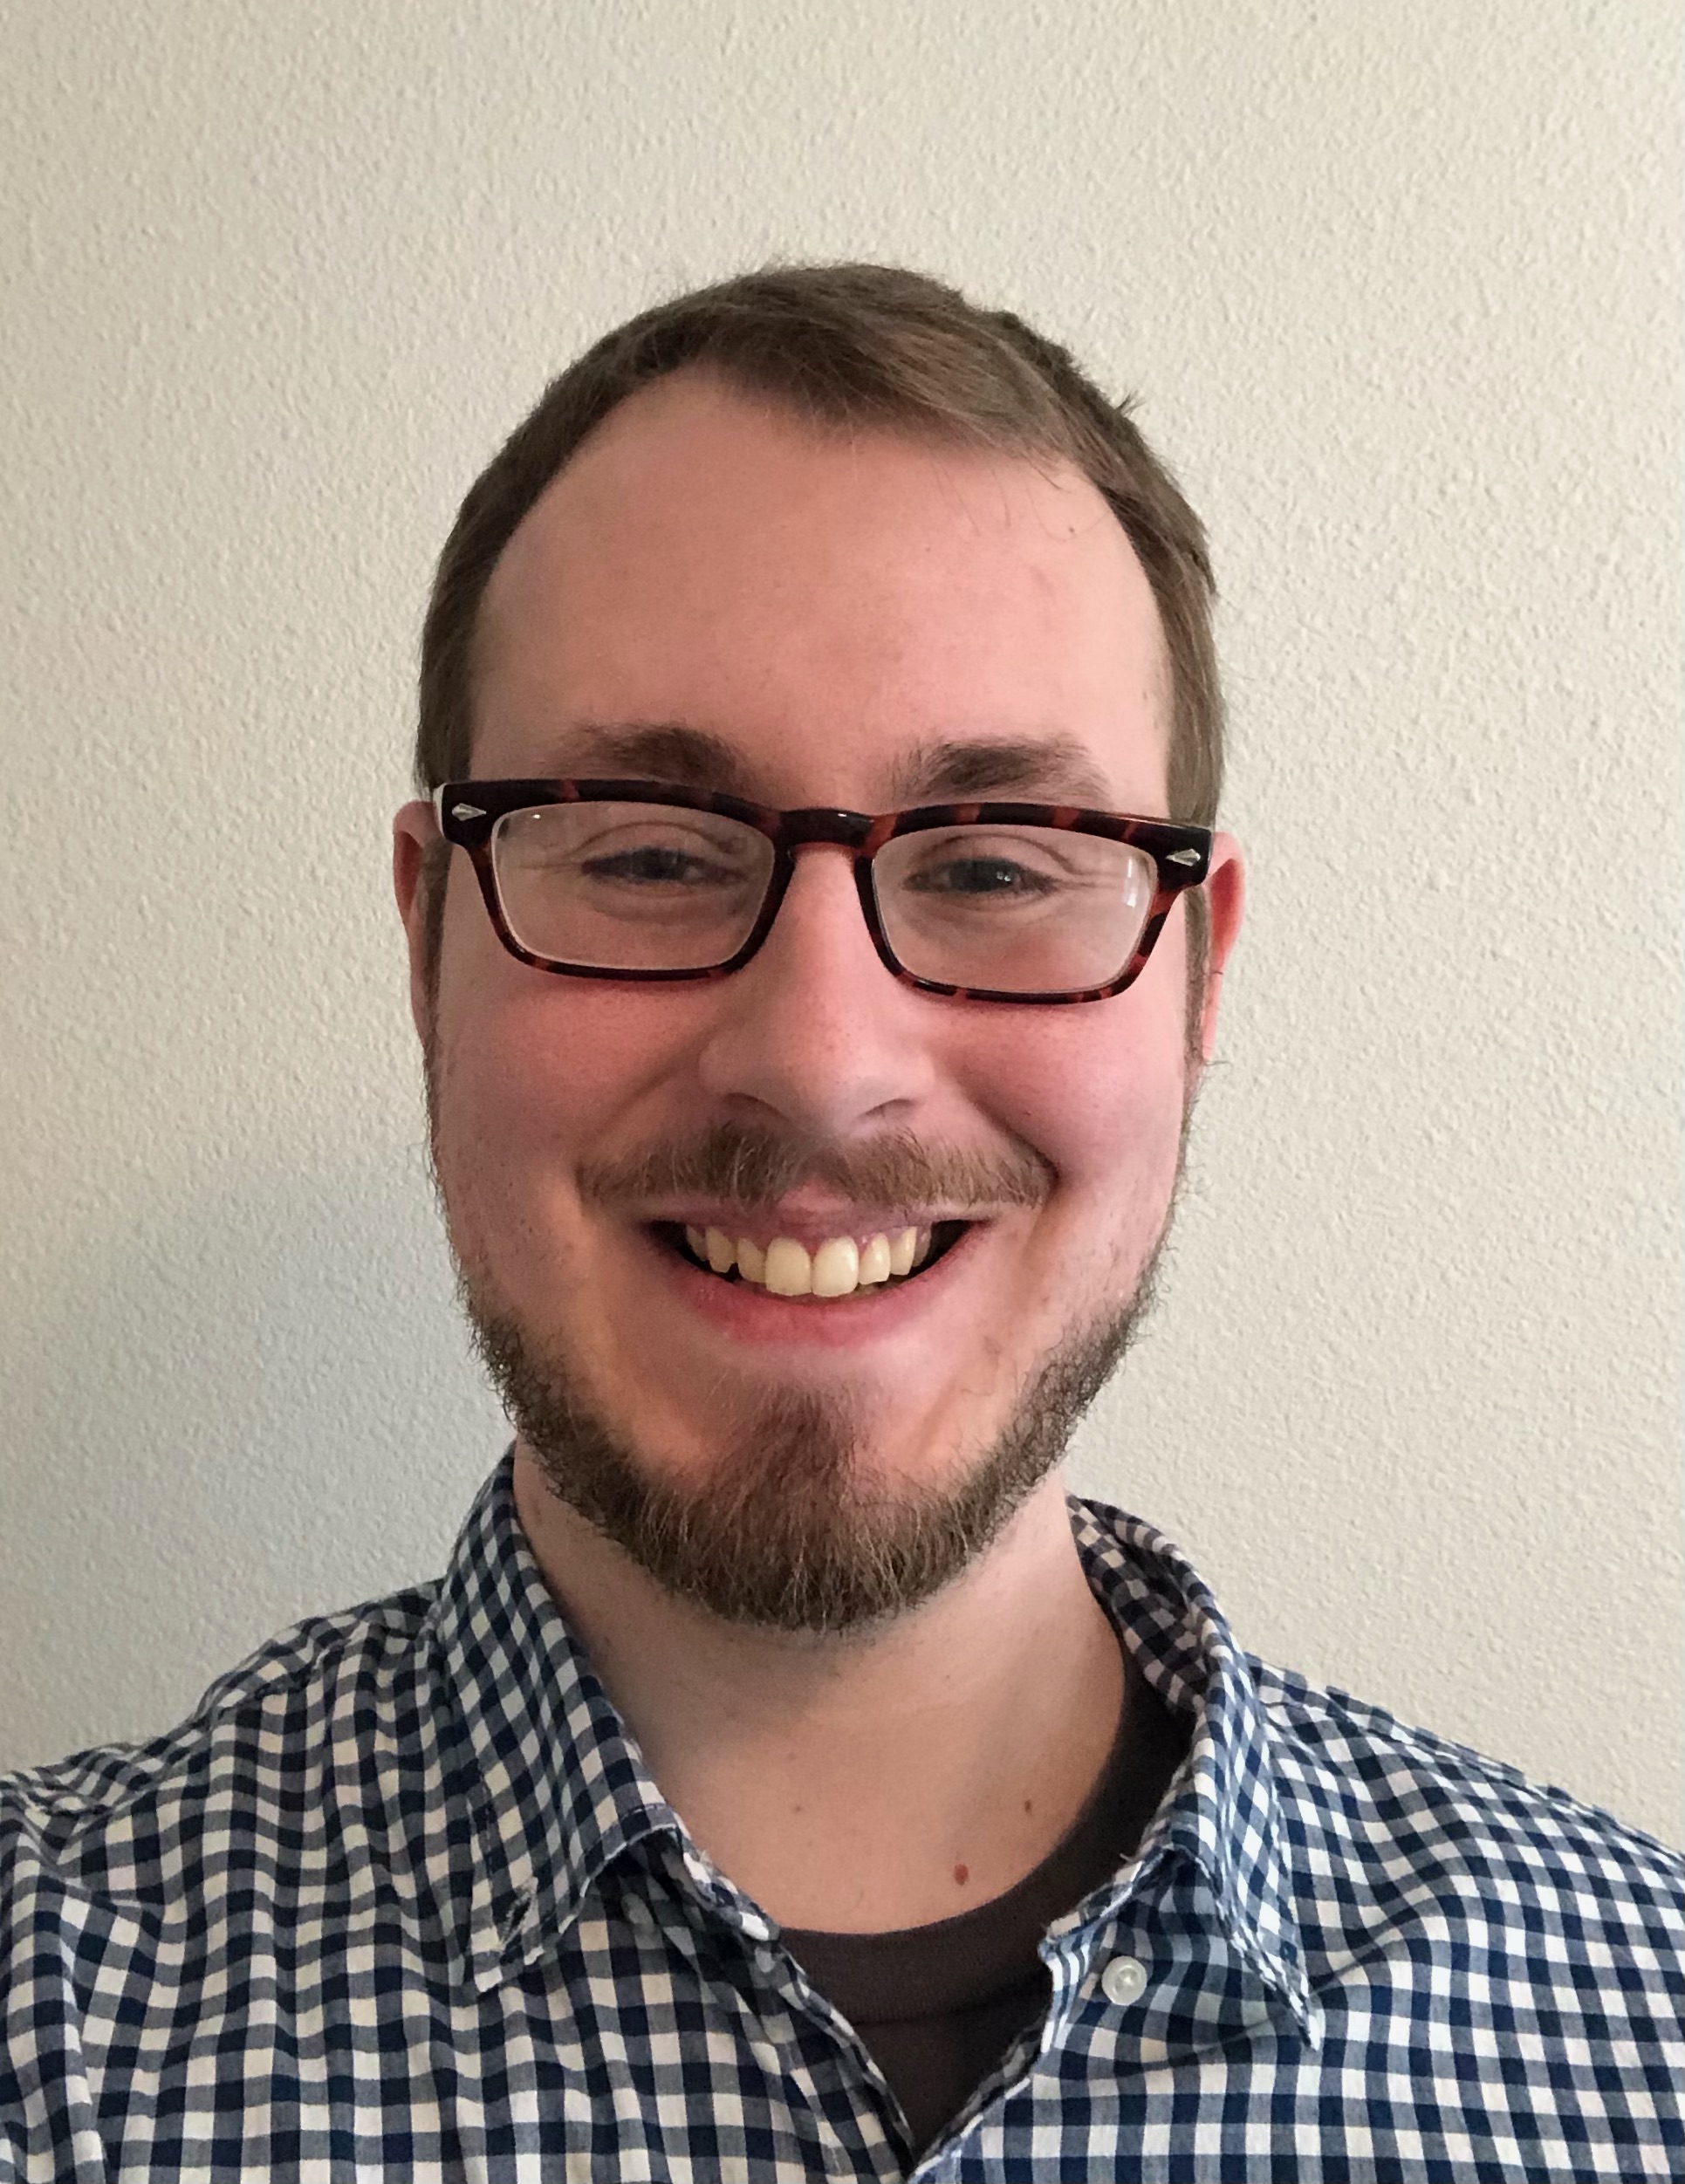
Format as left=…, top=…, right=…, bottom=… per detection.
left=653, top=1220, right=970, bottom=1299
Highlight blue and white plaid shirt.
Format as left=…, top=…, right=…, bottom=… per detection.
left=3, top=1452, right=1681, bottom=2181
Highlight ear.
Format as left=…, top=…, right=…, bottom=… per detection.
left=393, top=799, right=441, bottom=1045
left=1195, top=832, right=1244, bottom=1066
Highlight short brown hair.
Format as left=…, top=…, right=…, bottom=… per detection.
left=414, top=263, right=1223, bottom=991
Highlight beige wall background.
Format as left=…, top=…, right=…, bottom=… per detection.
left=2, top=1, right=1680, bottom=1844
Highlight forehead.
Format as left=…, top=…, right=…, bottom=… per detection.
left=473, top=373, right=1171, bottom=810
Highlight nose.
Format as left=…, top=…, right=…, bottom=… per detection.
left=694, top=844, right=937, bottom=1136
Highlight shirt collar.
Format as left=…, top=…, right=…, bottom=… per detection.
left=1070, top=1496, right=1316, bottom=2033
left=422, top=1451, right=695, bottom=1993
left=424, top=1454, right=1312, bottom=2030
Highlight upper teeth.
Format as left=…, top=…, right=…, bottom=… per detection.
left=682, top=1224, right=932, bottom=1297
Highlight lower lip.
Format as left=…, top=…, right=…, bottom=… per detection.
left=639, top=1225, right=978, bottom=1348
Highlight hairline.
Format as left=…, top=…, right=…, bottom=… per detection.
left=462, top=367, right=1168, bottom=778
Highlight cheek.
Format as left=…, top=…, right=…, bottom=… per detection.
left=429, top=987, right=671, bottom=1312
left=959, top=990, right=1190, bottom=1271
left=431, top=948, right=705, bottom=1193
left=972, top=977, right=1188, bottom=1161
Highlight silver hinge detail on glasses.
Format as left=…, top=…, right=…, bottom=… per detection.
left=452, top=804, right=487, bottom=820
left=1167, top=847, right=1203, bottom=866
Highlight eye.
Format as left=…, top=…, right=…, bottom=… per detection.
left=497, top=808, right=764, bottom=894
left=906, top=853, right=1057, bottom=898
left=580, top=843, right=740, bottom=887
left=894, top=829, right=1085, bottom=909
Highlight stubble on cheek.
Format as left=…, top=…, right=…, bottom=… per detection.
left=424, top=1003, right=584, bottom=1296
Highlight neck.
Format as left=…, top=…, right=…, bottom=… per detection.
left=511, top=1444, right=1127, bottom=1932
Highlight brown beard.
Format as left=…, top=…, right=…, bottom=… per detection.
left=461, top=1261, right=1165, bottom=1636
left=429, top=1072, right=1188, bottom=1634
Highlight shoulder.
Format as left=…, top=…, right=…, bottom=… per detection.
left=1072, top=1492, right=1683, bottom=1925
left=0, top=1583, right=442, bottom=1907
left=1250, top=1654, right=1685, bottom=1953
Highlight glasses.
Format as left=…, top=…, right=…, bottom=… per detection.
left=435, top=778, right=1212, bottom=1005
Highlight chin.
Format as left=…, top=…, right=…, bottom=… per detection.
left=471, top=1247, right=1154, bottom=1635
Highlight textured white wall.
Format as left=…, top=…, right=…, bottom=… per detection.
left=2, top=1, right=1679, bottom=1844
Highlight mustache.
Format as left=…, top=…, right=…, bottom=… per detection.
left=577, top=1122, right=1054, bottom=1214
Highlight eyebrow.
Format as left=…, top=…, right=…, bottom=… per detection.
left=887, top=735, right=1114, bottom=808
left=537, top=722, right=757, bottom=794
left=526, top=722, right=1116, bottom=810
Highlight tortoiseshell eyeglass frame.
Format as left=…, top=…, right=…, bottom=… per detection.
left=433, top=778, right=1213, bottom=1006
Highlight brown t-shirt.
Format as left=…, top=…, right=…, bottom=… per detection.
left=778, top=1647, right=1188, bottom=2160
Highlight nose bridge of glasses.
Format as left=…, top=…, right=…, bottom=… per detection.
left=775, top=806, right=882, bottom=853
left=751, top=811, right=895, bottom=979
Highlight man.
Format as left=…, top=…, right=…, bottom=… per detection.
left=2, top=265, right=1680, bottom=2181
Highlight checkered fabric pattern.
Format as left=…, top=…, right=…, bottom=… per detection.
left=3, top=1453, right=1681, bottom=2181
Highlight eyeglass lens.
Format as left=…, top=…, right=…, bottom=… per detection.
left=490, top=802, right=1157, bottom=993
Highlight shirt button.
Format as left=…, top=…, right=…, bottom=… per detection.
left=1100, top=1955, right=1148, bottom=2007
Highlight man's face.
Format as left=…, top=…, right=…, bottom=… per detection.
left=396, top=373, right=1241, bottom=1630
